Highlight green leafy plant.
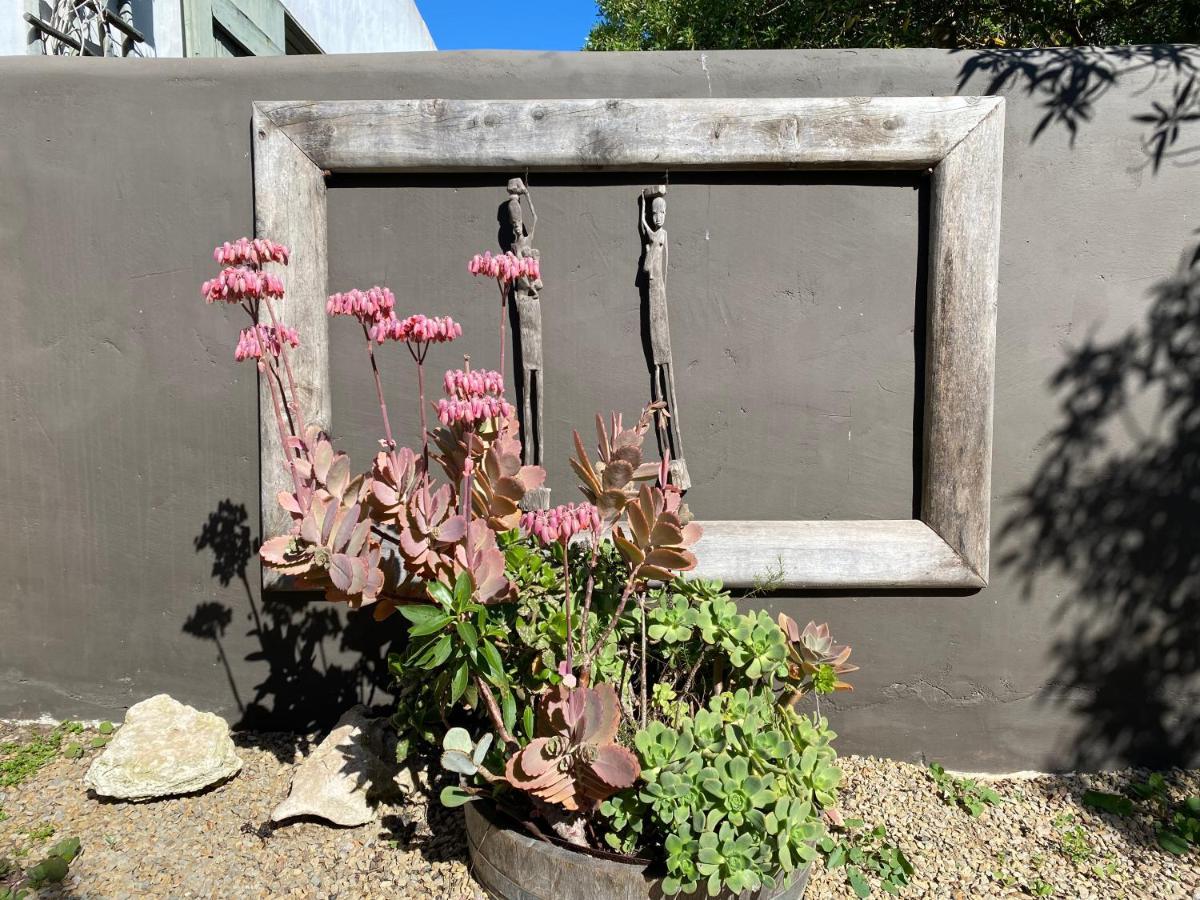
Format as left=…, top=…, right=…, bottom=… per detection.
left=927, top=762, right=1003, bottom=816
left=820, top=819, right=913, bottom=897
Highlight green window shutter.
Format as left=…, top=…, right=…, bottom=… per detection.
left=183, top=0, right=287, bottom=57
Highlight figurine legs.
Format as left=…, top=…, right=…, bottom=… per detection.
left=521, top=365, right=550, bottom=510
left=653, top=362, right=690, bottom=491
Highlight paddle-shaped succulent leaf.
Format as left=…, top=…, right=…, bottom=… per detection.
left=612, top=483, right=702, bottom=582
left=368, top=446, right=422, bottom=523
left=570, top=404, right=661, bottom=529
left=397, top=484, right=466, bottom=581
left=505, top=682, right=640, bottom=811
left=452, top=519, right=517, bottom=605
left=259, top=488, right=384, bottom=604
left=778, top=615, right=859, bottom=696
left=473, top=418, right=547, bottom=531
left=440, top=727, right=494, bottom=776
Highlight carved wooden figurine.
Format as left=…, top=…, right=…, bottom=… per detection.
left=504, top=177, right=550, bottom=509
left=639, top=185, right=689, bottom=491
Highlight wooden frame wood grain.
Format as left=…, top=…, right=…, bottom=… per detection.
left=252, top=96, right=1003, bottom=591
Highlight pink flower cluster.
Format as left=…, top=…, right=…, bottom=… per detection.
left=443, top=368, right=505, bottom=400
left=435, top=395, right=514, bottom=428
left=234, top=323, right=300, bottom=362
left=213, top=238, right=290, bottom=268
left=326, top=286, right=396, bottom=322
left=371, top=313, right=463, bottom=345
left=468, top=251, right=541, bottom=284
left=202, top=267, right=286, bottom=304
left=521, top=503, right=601, bottom=546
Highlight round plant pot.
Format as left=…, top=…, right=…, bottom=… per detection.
left=464, top=801, right=811, bottom=900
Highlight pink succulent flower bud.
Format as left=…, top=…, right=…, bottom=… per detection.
left=201, top=267, right=286, bottom=304
left=467, top=250, right=541, bottom=286
left=326, top=286, right=396, bottom=323
left=443, top=368, right=505, bottom=399
left=377, top=314, right=463, bottom=345
left=434, top=395, right=514, bottom=427
left=234, top=323, right=300, bottom=362
left=213, top=237, right=290, bottom=268
left=520, top=503, right=600, bottom=547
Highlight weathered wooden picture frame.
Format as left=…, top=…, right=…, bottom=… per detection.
left=253, top=96, right=1004, bottom=591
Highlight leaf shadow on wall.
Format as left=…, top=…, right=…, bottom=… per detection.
left=187, top=499, right=404, bottom=748
left=999, top=238, right=1200, bottom=770
left=956, top=45, right=1200, bottom=172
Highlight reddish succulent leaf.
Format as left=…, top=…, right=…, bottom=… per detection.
left=260, top=535, right=294, bottom=563
left=587, top=745, right=640, bottom=789
left=504, top=683, right=638, bottom=811
left=328, top=553, right=356, bottom=592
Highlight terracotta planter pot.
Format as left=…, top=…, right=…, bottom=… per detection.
left=464, top=801, right=811, bottom=900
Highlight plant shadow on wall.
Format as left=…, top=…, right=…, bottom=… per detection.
left=1000, top=237, right=1200, bottom=770
left=956, top=45, right=1200, bottom=171
left=186, top=499, right=404, bottom=743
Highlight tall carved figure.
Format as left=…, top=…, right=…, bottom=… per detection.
left=638, top=185, right=690, bottom=490
left=504, top=177, right=550, bottom=509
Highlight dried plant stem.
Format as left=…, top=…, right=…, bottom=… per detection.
left=475, top=675, right=518, bottom=749
left=260, top=295, right=310, bottom=450
left=562, top=543, right=574, bottom=674
left=577, top=537, right=602, bottom=662
left=637, top=594, right=648, bottom=728
left=681, top=647, right=707, bottom=697
left=361, top=324, right=396, bottom=450
left=581, top=574, right=639, bottom=677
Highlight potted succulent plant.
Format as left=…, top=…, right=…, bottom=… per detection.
left=202, top=238, right=858, bottom=898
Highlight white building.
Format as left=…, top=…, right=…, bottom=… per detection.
left=4, top=0, right=435, bottom=57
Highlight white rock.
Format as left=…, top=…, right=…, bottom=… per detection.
left=84, top=694, right=242, bottom=801
left=271, top=706, right=397, bottom=827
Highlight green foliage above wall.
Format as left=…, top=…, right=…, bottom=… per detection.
left=585, top=0, right=1200, bottom=51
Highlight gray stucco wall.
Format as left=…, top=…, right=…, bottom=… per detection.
left=1, top=48, right=1196, bottom=772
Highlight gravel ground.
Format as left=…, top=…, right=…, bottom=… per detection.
left=2, top=722, right=1197, bottom=898
left=809, top=756, right=1200, bottom=899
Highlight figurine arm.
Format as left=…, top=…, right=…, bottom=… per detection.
left=638, top=194, right=649, bottom=240
left=524, top=192, right=537, bottom=239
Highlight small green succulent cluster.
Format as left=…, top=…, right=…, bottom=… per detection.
left=647, top=579, right=791, bottom=688
left=601, top=688, right=840, bottom=896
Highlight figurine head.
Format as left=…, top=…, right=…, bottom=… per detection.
left=650, top=196, right=666, bottom=229
left=506, top=196, right=524, bottom=231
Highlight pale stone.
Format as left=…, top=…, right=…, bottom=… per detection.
left=84, top=694, right=242, bottom=801
left=271, top=706, right=397, bottom=827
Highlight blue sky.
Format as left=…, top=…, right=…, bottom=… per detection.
left=417, top=0, right=600, bottom=50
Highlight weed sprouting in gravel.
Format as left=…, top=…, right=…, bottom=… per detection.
left=1082, top=771, right=1200, bottom=857
left=21, top=823, right=54, bottom=844
left=927, top=762, right=1003, bottom=816
left=820, top=818, right=913, bottom=897
left=0, top=837, right=80, bottom=899
left=0, top=722, right=83, bottom=788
